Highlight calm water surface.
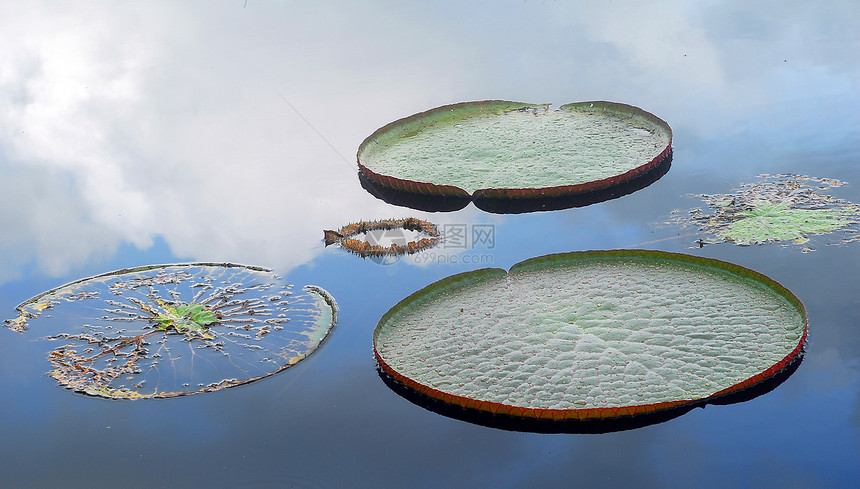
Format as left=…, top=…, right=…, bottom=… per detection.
left=1, top=2, right=858, bottom=488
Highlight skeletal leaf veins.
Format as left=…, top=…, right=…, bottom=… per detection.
left=5, top=263, right=337, bottom=399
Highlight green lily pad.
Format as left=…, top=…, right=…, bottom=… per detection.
left=672, top=174, right=860, bottom=250
left=5, top=263, right=337, bottom=399
left=358, top=100, right=672, bottom=199
left=373, top=250, right=806, bottom=421
left=154, top=303, right=220, bottom=336
left=723, top=201, right=851, bottom=244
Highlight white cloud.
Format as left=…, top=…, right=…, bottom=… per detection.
left=0, top=1, right=857, bottom=284
left=0, top=2, right=477, bottom=283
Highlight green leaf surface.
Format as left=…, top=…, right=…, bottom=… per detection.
left=374, top=250, right=806, bottom=420
left=671, top=174, right=860, bottom=251
left=723, top=201, right=852, bottom=244
left=358, top=100, right=672, bottom=197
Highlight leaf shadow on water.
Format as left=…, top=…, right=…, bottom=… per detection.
left=358, top=153, right=672, bottom=214
left=377, top=354, right=802, bottom=434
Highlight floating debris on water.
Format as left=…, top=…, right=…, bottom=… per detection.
left=324, top=217, right=441, bottom=258
left=670, top=174, right=860, bottom=251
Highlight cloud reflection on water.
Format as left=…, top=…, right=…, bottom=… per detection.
left=0, top=1, right=857, bottom=285
left=2, top=3, right=859, bottom=488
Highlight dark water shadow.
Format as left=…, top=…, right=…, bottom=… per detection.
left=476, top=153, right=672, bottom=214
left=377, top=354, right=802, bottom=434
left=358, top=171, right=471, bottom=212
left=358, top=152, right=672, bottom=214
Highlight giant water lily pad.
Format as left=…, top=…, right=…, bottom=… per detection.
left=374, top=250, right=806, bottom=421
left=5, top=263, right=337, bottom=399
left=672, top=174, right=860, bottom=251
left=358, top=100, right=672, bottom=199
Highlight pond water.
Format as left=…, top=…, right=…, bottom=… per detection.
left=1, top=2, right=858, bottom=488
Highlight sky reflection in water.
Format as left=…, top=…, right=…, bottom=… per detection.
left=1, top=1, right=858, bottom=488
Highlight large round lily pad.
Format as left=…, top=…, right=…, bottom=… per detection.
left=357, top=100, right=672, bottom=199
left=373, top=250, right=806, bottom=421
left=5, top=263, right=337, bottom=399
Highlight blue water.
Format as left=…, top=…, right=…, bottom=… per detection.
left=1, top=3, right=858, bottom=488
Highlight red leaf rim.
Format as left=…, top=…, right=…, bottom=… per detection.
left=357, top=100, right=673, bottom=200
left=324, top=218, right=442, bottom=258
left=373, top=249, right=807, bottom=421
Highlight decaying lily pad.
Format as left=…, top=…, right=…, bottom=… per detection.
left=374, top=250, right=806, bottom=421
left=324, top=218, right=441, bottom=258
left=358, top=100, right=672, bottom=199
left=672, top=174, right=860, bottom=251
left=5, top=263, right=337, bottom=399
